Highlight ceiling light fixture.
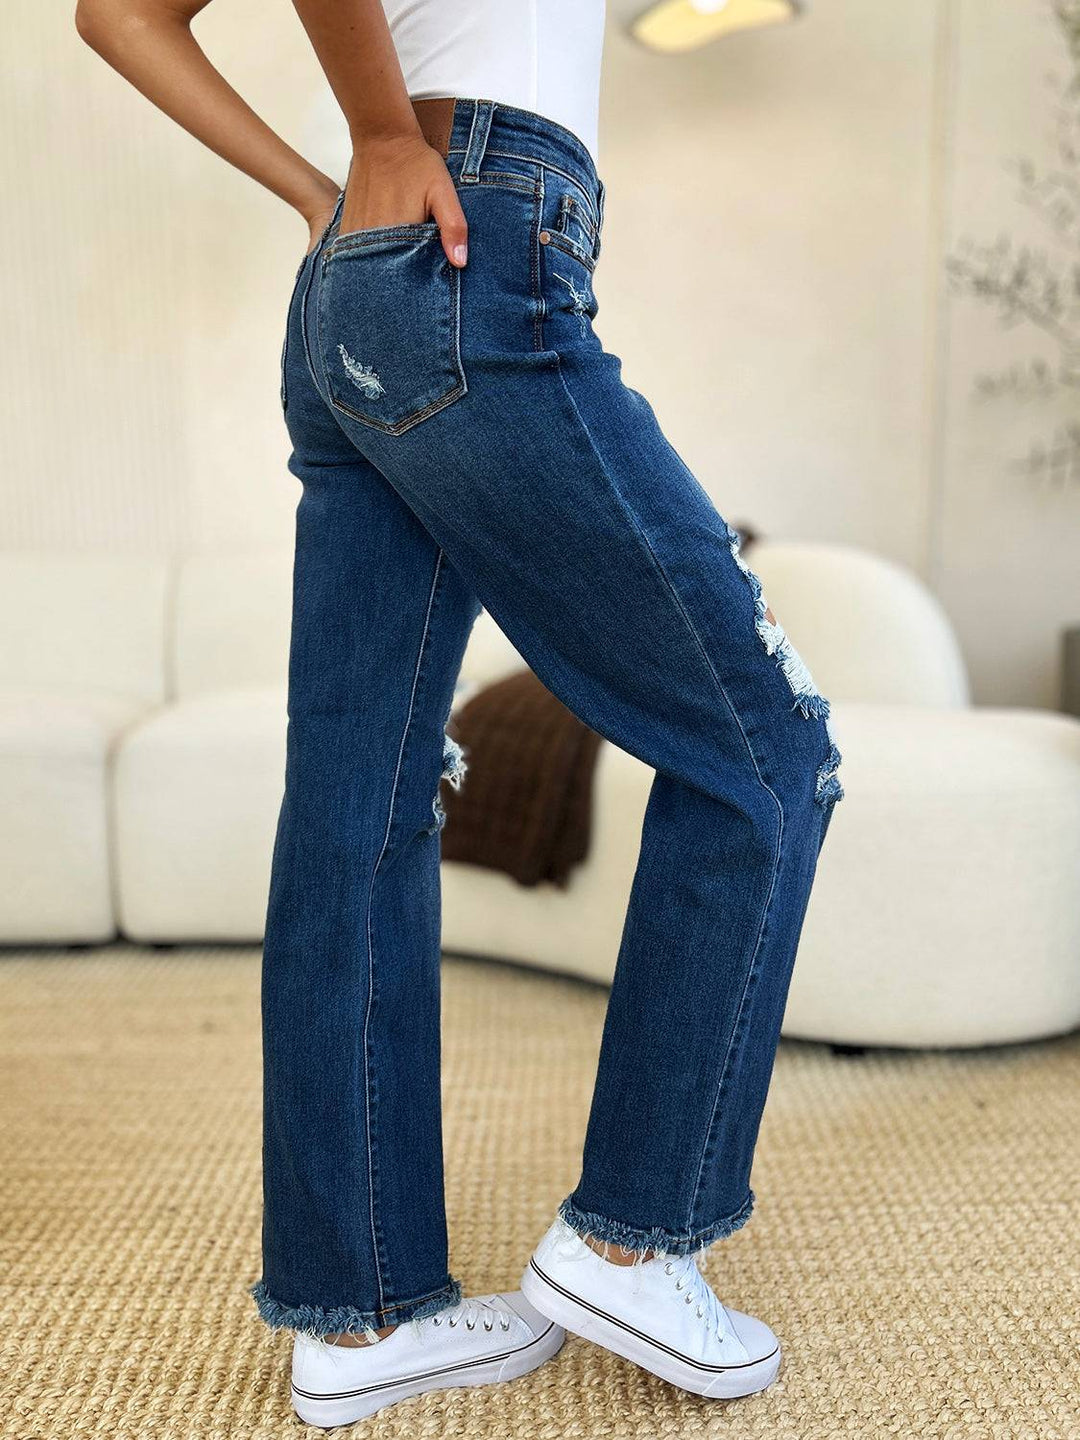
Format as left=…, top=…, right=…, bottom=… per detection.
left=632, top=0, right=802, bottom=54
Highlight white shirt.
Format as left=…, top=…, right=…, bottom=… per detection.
left=382, top=1, right=606, bottom=163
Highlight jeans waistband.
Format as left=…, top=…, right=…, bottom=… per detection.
left=323, top=98, right=606, bottom=248
left=420, top=97, right=605, bottom=230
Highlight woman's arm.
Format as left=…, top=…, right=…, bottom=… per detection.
left=286, top=0, right=467, bottom=264
left=75, top=0, right=341, bottom=250
left=76, top=0, right=468, bottom=265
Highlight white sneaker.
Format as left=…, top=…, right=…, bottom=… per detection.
left=521, top=1218, right=780, bottom=1399
left=290, top=1293, right=564, bottom=1428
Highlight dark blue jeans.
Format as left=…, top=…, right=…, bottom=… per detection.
left=253, top=99, right=842, bottom=1336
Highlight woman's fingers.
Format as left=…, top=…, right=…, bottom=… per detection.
left=431, top=179, right=469, bottom=267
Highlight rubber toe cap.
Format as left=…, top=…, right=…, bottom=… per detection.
left=724, top=1307, right=780, bottom=1364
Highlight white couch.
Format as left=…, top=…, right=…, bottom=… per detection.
left=113, top=556, right=294, bottom=941
left=0, top=555, right=168, bottom=943
left=3, top=545, right=1078, bottom=1048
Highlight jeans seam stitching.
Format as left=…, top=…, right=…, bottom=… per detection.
left=326, top=224, right=438, bottom=259
left=448, top=147, right=595, bottom=208
left=531, top=171, right=546, bottom=352
left=548, top=358, right=786, bottom=1236
left=371, top=1279, right=455, bottom=1326
left=298, top=251, right=320, bottom=393
left=329, top=381, right=467, bottom=435
left=543, top=229, right=597, bottom=274
left=688, top=844, right=783, bottom=1232
left=470, top=172, right=535, bottom=196
left=362, top=548, right=446, bottom=1308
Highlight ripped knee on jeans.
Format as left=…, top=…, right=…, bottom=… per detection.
left=426, top=730, right=468, bottom=834
left=725, top=524, right=844, bottom=810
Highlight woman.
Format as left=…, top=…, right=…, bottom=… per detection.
left=77, top=0, right=842, bottom=1425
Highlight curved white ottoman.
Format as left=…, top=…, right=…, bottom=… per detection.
left=442, top=701, right=1080, bottom=1048
left=787, top=702, right=1080, bottom=1047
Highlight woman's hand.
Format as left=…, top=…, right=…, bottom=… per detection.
left=306, top=198, right=340, bottom=255
left=340, top=133, right=469, bottom=267
left=301, top=173, right=345, bottom=253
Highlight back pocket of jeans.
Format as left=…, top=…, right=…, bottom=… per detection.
left=319, top=224, right=466, bottom=435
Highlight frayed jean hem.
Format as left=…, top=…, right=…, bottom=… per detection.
left=250, top=1276, right=462, bottom=1336
left=557, top=1190, right=755, bottom=1258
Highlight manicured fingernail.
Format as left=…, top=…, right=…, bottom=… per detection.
left=453, top=244, right=468, bottom=266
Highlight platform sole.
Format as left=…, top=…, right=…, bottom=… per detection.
left=291, top=1320, right=564, bottom=1428
left=521, top=1258, right=780, bottom=1400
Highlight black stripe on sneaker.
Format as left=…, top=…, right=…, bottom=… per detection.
left=529, top=1259, right=778, bottom=1373
left=291, top=1321, right=558, bottom=1401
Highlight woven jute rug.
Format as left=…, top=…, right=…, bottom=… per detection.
left=0, top=948, right=1077, bottom=1440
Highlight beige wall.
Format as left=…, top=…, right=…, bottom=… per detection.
left=1, top=0, right=1077, bottom=705
left=935, top=0, right=1080, bottom=704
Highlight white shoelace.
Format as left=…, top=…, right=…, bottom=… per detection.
left=663, top=1254, right=729, bottom=1336
left=428, top=1297, right=511, bottom=1335
left=552, top=1220, right=730, bottom=1340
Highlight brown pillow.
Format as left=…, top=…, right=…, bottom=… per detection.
left=441, top=668, right=603, bottom=888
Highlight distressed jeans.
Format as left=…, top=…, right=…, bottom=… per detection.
left=253, top=100, right=842, bottom=1335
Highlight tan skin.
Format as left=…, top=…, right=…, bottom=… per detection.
left=75, top=0, right=655, bottom=1347
left=73, top=0, right=468, bottom=263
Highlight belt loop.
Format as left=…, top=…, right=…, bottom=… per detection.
left=460, top=99, right=495, bottom=184
left=596, top=177, right=607, bottom=231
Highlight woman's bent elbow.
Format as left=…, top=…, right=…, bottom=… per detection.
left=75, top=0, right=148, bottom=51
left=75, top=0, right=106, bottom=47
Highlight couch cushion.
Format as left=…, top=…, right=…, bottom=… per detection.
left=0, top=689, right=146, bottom=757
left=0, top=689, right=146, bottom=942
left=113, top=687, right=287, bottom=940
